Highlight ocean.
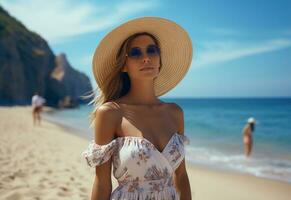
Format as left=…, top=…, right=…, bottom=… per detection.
left=44, top=98, right=291, bottom=183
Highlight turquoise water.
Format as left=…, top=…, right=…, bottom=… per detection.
left=44, top=98, right=291, bottom=183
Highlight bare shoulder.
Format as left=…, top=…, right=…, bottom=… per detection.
left=93, top=101, right=123, bottom=144
left=165, top=102, right=184, bottom=134
left=98, top=101, right=122, bottom=113
left=166, top=102, right=183, bottom=113
left=95, top=102, right=122, bottom=123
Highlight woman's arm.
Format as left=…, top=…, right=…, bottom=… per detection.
left=174, top=160, right=192, bottom=200
left=171, top=103, right=192, bottom=200
left=90, top=102, right=122, bottom=200
left=91, top=162, right=112, bottom=200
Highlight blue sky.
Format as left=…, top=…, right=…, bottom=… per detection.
left=2, top=0, right=291, bottom=97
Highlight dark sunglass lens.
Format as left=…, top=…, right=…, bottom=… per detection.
left=128, top=48, right=142, bottom=58
left=147, top=45, right=160, bottom=56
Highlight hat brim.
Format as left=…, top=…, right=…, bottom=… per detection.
left=92, top=17, right=193, bottom=96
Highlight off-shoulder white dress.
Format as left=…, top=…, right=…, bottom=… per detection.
left=82, top=132, right=189, bottom=200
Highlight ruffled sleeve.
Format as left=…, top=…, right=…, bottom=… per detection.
left=178, top=134, right=190, bottom=145
left=81, top=139, right=118, bottom=167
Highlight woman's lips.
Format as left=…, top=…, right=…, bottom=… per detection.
left=140, top=67, right=154, bottom=71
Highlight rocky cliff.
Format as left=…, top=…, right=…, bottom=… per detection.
left=49, top=54, right=92, bottom=108
left=0, top=6, right=93, bottom=107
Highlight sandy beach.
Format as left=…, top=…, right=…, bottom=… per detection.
left=0, top=106, right=290, bottom=200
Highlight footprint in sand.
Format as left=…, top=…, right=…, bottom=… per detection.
left=40, top=177, right=49, bottom=182
left=14, top=170, right=27, bottom=178
left=64, top=168, right=70, bottom=172
left=79, top=187, right=88, bottom=193
left=5, top=192, right=22, bottom=200
left=57, top=186, right=72, bottom=197
left=38, top=160, right=46, bottom=166
left=38, top=183, right=46, bottom=189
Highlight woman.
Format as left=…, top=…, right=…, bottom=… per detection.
left=31, top=92, right=46, bottom=126
left=242, top=117, right=256, bottom=157
left=82, top=17, right=193, bottom=200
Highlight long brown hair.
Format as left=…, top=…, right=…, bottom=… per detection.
left=85, top=32, right=162, bottom=127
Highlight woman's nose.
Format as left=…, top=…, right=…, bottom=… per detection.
left=143, top=56, right=151, bottom=63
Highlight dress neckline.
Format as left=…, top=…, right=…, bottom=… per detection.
left=116, top=132, right=180, bottom=154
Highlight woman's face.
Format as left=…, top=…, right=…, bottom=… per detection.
left=122, top=35, right=161, bottom=80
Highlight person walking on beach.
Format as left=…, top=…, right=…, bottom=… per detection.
left=82, top=17, right=193, bottom=199
left=242, top=117, right=256, bottom=157
left=31, top=92, right=46, bottom=126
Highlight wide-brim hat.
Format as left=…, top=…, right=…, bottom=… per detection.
left=247, top=117, right=256, bottom=124
left=92, top=16, right=193, bottom=96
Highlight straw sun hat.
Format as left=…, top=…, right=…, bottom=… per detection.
left=92, top=16, right=193, bottom=96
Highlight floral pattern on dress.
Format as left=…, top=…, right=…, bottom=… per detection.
left=127, top=177, right=144, bottom=193
left=82, top=133, right=190, bottom=200
left=131, top=148, right=151, bottom=165
left=168, top=139, right=183, bottom=164
left=130, top=139, right=152, bottom=165
left=144, top=165, right=170, bottom=181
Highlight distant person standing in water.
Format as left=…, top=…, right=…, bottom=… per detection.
left=31, top=93, right=46, bottom=126
left=242, top=117, right=256, bottom=157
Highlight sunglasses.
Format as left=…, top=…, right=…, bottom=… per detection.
left=126, top=44, right=160, bottom=59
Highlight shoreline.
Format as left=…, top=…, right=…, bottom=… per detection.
left=42, top=106, right=94, bottom=140
left=43, top=106, right=291, bottom=185
left=1, top=106, right=290, bottom=200
left=41, top=106, right=291, bottom=200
